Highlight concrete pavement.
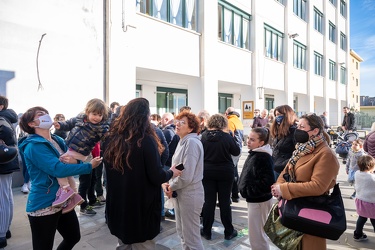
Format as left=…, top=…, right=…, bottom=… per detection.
left=3, top=148, right=375, bottom=250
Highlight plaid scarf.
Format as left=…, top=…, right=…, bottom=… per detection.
left=286, top=133, right=325, bottom=182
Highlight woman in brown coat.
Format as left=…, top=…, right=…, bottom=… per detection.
left=271, top=114, right=340, bottom=250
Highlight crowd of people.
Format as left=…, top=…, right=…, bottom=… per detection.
left=1, top=94, right=375, bottom=249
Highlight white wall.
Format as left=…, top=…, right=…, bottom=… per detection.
left=217, top=43, right=252, bottom=85
left=136, top=15, right=200, bottom=77
left=0, top=0, right=104, bottom=119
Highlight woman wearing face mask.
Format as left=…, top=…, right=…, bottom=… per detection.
left=271, top=114, right=340, bottom=250
left=269, top=105, right=298, bottom=179
left=18, top=106, right=102, bottom=250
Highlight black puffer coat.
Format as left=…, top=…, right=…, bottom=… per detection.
left=272, top=125, right=297, bottom=174
left=0, top=109, right=20, bottom=174
left=239, top=145, right=275, bottom=203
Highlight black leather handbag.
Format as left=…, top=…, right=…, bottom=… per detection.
left=278, top=183, right=346, bottom=240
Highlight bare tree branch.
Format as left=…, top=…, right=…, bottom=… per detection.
left=36, top=33, right=46, bottom=91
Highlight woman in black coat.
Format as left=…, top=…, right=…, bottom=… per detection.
left=200, top=114, right=240, bottom=240
left=103, top=98, right=180, bottom=248
left=269, top=105, right=297, bottom=179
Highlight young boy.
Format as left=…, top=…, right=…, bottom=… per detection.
left=346, top=139, right=366, bottom=199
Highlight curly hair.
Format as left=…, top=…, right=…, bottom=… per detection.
left=103, top=98, right=163, bottom=174
left=207, top=114, right=227, bottom=130
left=175, top=111, right=201, bottom=134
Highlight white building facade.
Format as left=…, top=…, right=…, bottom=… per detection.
left=0, top=0, right=351, bottom=130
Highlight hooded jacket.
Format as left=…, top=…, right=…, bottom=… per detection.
left=238, top=144, right=275, bottom=203
left=227, top=111, right=244, bottom=149
left=19, top=134, right=92, bottom=212
left=201, top=129, right=240, bottom=179
left=169, top=133, right=204, bottom=192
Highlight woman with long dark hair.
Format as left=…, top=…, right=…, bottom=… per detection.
left=270, top=105, right=298, bottom=179
left=103, top=98, right=180, bottom=249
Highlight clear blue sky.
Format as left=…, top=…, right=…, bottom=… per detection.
left=350, top=1, right=375, bottom=97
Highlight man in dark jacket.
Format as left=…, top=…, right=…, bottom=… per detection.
left=252, top=109, right=269, bottom=128
left=342, top=107, right=356, bottom=132
left=0, top=96, right=20, bottom=248
left=160, top=112, right=180, bottom=218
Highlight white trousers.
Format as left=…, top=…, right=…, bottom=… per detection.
left=247, top=198, right=274, bottom=250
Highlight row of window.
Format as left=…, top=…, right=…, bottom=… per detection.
left=293, top=42, right=346, bottom=83
left=294, top=0, right=347, bottom=19
left=314, top=8, right=346, bottom=50
left=137, top=0, right=347, bottom=83
left=136, top=0, right=198, bottom=30
left=137, top=1, right=347, bottom=52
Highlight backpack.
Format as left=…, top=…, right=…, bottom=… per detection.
left=0, top=116, right=17, bottom=146
left=0, top=116, right=19, bottom=165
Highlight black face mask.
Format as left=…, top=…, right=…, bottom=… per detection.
left=294, top=129, right=311, bottom=143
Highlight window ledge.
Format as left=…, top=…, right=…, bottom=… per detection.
left=136, top=12, right=201, bottom=36
left=217, top=40, right=251, bottom=53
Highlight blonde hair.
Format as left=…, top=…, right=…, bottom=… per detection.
left=84, top=98, right=109, bottom=121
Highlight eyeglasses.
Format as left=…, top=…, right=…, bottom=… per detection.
left=174, top=120, right=186, bottom=125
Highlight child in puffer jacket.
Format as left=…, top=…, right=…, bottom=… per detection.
left=52, top=98, right=109, bottom=212
left=346, top=139, right=366, bottom=199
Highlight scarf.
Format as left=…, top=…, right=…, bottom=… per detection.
left=286, top=133, right=325, bottom=182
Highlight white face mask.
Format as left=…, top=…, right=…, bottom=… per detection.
left=34, top=114, right=53, bottom=130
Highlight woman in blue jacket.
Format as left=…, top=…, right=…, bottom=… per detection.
left=18, top=106, right=102, bottom=250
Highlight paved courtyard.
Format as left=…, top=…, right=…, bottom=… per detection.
left=3, top=148, right=375, bottom=249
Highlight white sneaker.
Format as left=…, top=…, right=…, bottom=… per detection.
left=21, top=183, right=29, bottom=194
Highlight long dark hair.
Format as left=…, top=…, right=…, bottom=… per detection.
left=103, top=98, right=162, bottom=173
left=270, top=105, right=297, bottom=139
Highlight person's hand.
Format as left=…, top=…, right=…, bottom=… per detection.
left=90, top=156, right=103, bottom=169
left=53, top=122, right=60, bottom=129
left=59, top=154, right=78, bottom=164
left=162, top=183, right=173, bottom=198
left=271, top=184, right=282, bottom=199
left=170, top=165, right=182, bottom=178
left=346, top=170, right=348, bottom=175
